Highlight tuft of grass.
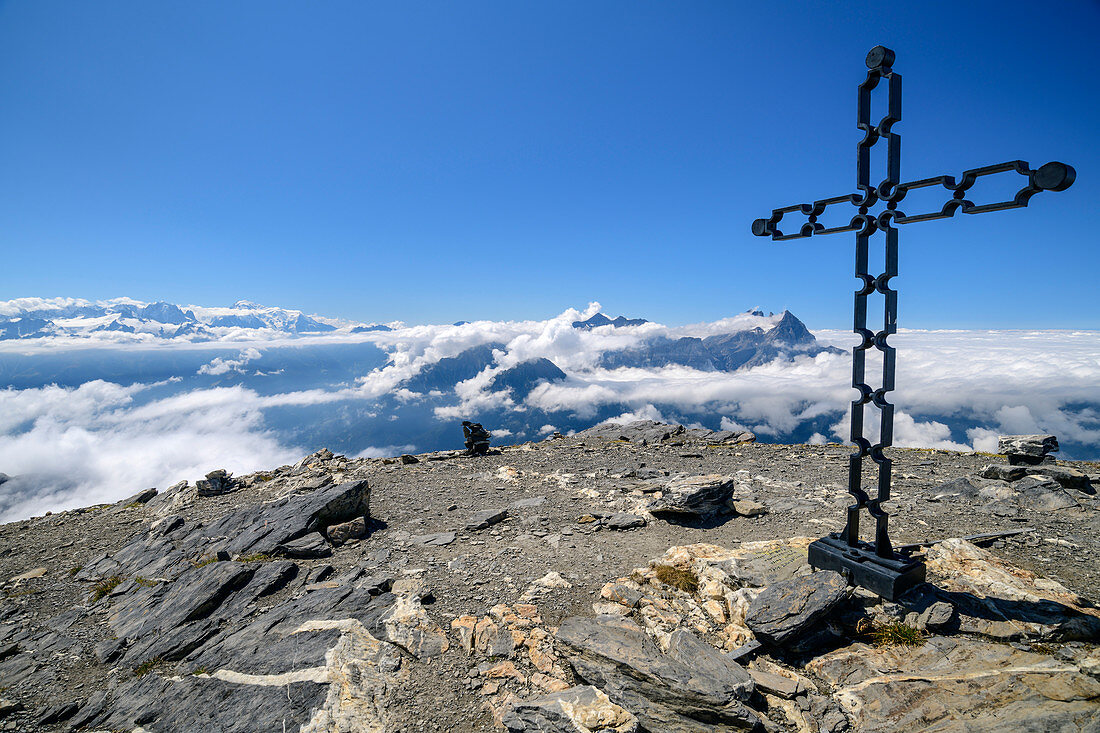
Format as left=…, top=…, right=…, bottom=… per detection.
left=133, top=658, right=162, bottom=677
left=90, top=575, right=124, bottom=602
left=67, top=565, right=82, bottom=577
left=125, top=502, right=144, bottom=509
left=870, top=621, right=924, bottom=648
left=255, top=474, right=273, bottom=482
left=191, top=556, right=219, bottom=569
left=192, top=667, right=210, bottom=676
left=653, top=565, right=699, bottom=594
left=134, top=576, right=159, bottom=588
left=237, top=553, right=273, bottom=563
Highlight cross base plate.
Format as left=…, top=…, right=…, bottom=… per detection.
left=808, top=535, right=926, bottom=601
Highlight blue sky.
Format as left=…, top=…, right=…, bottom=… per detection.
left=0, top=1, right=1096, bottom=329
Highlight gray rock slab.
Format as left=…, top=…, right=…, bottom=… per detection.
left=189, top=478, right=370, bottom=557
left=607, top=513, right=646, bottom=530
left=89, top=674, right=327, bottom=733
left=1013, top=476, right=1079, bottom=511
left=511, top=496, right=547, bottom=509
left=466, top=508, right=508, bottom=531
left=746, top=570, right=848, bottom=646
left=556, top=616, right=758, bottom=730
left=1024, top=465, right=1093, bottom=493
left=411, top=531, right=456, bottom=546
left=110, top=561, right=256, bottom=639
left=275, top=532, right=333, bottom=558
left=979, top=464, right=1028, bottom=482
left=116, top=487, right=158, bottom=507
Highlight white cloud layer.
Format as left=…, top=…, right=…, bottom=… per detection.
left=1, top=304, right=1097, bottom=521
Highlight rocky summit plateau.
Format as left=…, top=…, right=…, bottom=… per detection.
left=0, top=422, right=1098, bottom=732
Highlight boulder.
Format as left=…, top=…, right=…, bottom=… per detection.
left=998, top=434, right=1058, bottom=465
left=556, top=616, right=758, bottom=731
left=1024, top=465, right=1093, bottom=493
left=647, top=475, right=737, bottom=522
left=979, top=464, right=1028, bottom=482
left=1012, top=476, right=1078, bottom=511
left=326, top=516, right=367, bottom=545
left=745, top=570, right=848, bottom=646
left=606, top=513, right=646, bottom=530
left=189, top=478, right=370, bottom=558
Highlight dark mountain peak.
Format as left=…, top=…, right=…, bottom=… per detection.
left=351, top=324, right=393, bottom=333
left=765, top=310, right=814, bottom=346
left=490, top=358, right=567, bottom=397
left=572, top=313, right=649, bottom=330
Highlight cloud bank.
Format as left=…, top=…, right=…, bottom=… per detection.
left=1, top=303, right=1097, bottom=521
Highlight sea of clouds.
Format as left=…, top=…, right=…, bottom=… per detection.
left=1, top=302, right=1097, bottom=520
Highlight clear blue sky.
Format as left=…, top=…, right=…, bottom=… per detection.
left=0, top=1, right=1096, bottom=329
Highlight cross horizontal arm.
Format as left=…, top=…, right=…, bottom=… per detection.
left=892, top=160, right=1074, bottom=224
left=751, top=160, right=1075, bottom=240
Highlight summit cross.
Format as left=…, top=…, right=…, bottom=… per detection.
left=751, top=45, right=1075, bottom=600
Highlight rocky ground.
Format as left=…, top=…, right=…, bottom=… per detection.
left=0, top=421, right=1097, bottom=732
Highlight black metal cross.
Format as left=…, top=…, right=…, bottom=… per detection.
left=752, top=46, right=1075, bottom=600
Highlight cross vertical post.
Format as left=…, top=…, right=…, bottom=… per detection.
left=751, top=46, right=1074, bottom=600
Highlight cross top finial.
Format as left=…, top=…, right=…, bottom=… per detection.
left=865, top=45, right=894, bottom=71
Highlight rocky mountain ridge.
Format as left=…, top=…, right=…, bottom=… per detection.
left=0, top=423, right=1097, bottom=731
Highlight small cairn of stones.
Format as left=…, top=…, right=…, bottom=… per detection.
left=195, top=468, right=237, bottom=497
left=462, top=421, right=491, bottom=456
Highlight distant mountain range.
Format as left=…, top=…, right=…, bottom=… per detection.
left=0, top=298, right=397, bottom=341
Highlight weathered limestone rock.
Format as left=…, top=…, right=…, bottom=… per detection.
left=921, top=538, right=1100, bottom=641
left=325, top=516, right=367, bottom=545
left=380, top=595, right=449, bottom=658
left=502, top=685, right=638, bottom=732
left=647, top=474, right=737, bottom=522
left=731, top=499, right=767, bottom=517
left=745, top=570, right=847, bottom=646
left=808, top=636, right=1100, bottom=732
